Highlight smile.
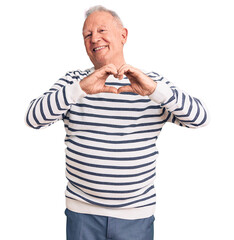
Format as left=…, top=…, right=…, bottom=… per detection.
left=93, top=46, right=108, bottom=52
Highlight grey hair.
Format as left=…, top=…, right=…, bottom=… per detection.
left=85, top=5, right=124, bottom=27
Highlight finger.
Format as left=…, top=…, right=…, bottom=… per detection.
left=116, top=64, right=127, bottom=79
left=117, top=65, right=131, bottom=77
left=117, top=85, right=133, bottom=94
left=98, top=64, right=117, bottom=78
left=118, top=64, right=132, bottom=74
left=118, top=65, right=135, bottom=79
left=104, top=64, right=118, bottom=76
left=105, top=68, right=118, bottom=76
left=102, top=85, right=118, bottom=94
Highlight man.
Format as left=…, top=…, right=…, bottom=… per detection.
left=25, top=5, right=209, bottom=240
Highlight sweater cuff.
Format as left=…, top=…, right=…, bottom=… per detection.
left=148, top=81, right=174, bottom=104
left=65, top=82, right=87, bottom=104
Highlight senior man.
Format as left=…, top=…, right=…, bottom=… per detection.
left=25, top=5, right=209, bottom=240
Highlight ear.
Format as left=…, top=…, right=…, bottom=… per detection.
left=121, top=28, right=128, bottom=45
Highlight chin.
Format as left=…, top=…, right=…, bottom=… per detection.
left=93, top=58, right=109, bottom=68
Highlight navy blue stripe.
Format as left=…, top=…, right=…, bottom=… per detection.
left=174, top=96, right=193, bottom=117
left=119, top=92, right=137, bottom=95
left=135, top=202, right=156, bottom=208
left=67, top=147, right=158, bottom=161
left=66, top=154, right=156, bottom=169
left=66, top=185, right=156, bottom=208
left=59, top=78, right=73, bottom=84
left=68, top=182, right=155, bottom=201
left=66, top=162, right=155, bottom=178
left=28, top=98, right=54, bottom=128
left=30, top=98, right=36, bottom=104
left=191, top=112, right=207, bottom=127
left=40, top=96, right=57, bottom=121
left=172, top=114, right=177, bottom=123
left=174, top=97, right=202, bottom=124
left=183, top=98, right=200, bottom=123
left=65, top=113, right=169, bottom=132
left=66, top=168, right=155, bottom=186
left=65, top=194, right=156, bottom=208
left=161, top=94, right=176, bottom=106
left=174, top=88, right=179, bottom=100
left=190, top=98, right=208, bottom=126
left=71, top=70, right=88, bottom=76
left=65, top=139, right=155, bottom=152
left=43, top=91, right=54, bottom=95
left=25, top=101, right=41, bottom=129
left=174, top=92, right=186, bottom=111
left=73, top=182, right=154, bottom=200
left=147, top=71, right=160, bottom=76
left=154, top=77, right=164, bottom=81
left=69, top=108, right=165, bottom=120
left=147, top=74, right=160, bottom=78
left=55, top=91, right=67, bottom=111
left=84, top=96, right=151, bottom=103
left=74, top=103, right=160, bottom=111
left=54, top=83, right=64, bottom=88
left=105, top=81, right=163, bottom=88
left=65, top=73, right=81, bottom=80
left=65, top=119, right=166, bottom=128
left=47, top=93, right=60, bottom=116
left=62, top=86, right=69, bottom=106
left=64, top=124, right=162, bottom=135
left=66, top=135, right=157, bottom=144
left=166, top=96, right=207, bottom=127
left=32, top=98, right=41, bottom=125
left=67, top=177, right=141, bottom=193
left=48, top=88, right=57, bottom=92
left=105, top=82, right=132, bottom=87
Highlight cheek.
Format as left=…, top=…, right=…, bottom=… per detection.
left=84, top=41, right=92, bottom=52
left=113, top=34, right=123, bottom=46
left=102, top=35, right=111, bottom=43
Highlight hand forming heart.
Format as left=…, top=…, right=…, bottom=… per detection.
left=79, top=64, right=157, bottom=96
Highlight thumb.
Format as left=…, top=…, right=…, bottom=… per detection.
left=117, top=85, right=133, bottom=94
left=102, top=85, right=118, bottom=94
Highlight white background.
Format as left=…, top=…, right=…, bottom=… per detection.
left=1, top=0, right=233, bottom=239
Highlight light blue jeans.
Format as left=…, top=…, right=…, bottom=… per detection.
left=65, top=208, right=155, bottom=240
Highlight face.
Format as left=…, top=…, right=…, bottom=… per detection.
left=83, top=11, right=128, bottom=69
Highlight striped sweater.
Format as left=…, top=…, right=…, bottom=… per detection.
left=25, top=67, right=209, bottom=220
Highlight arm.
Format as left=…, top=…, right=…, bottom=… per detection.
left=117, top=64, right=210, bottom=129
left=148, top=76, right=210, bottom=128
left=25, top=72, right=87, bottom=129
left=25, top=64, right=119, bottom=129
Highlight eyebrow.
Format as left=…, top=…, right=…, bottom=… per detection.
left=83, top=30, right=91, bottom=34
left=83, top=24, right=108, bottom=34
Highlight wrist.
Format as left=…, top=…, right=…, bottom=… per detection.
left=79, top=79, right=88, bottom=94
left=148, top=81, right=157, bottom=95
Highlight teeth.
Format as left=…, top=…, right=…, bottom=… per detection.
left=94, top=46, right=106, bottom=51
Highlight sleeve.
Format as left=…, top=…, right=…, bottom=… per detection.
left=25, top=72, right=87, bottom=129
left=148, top=75, right=210, bottom=128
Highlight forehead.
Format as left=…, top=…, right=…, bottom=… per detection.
left=83, top=11, right=116, bottom=32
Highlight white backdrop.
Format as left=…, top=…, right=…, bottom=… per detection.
left=1, top=0, right=233, bottom=239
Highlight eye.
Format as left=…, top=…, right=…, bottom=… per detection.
left=99, top=29, right=106, bottom=33
left=84, top=33, right=91, bottom=39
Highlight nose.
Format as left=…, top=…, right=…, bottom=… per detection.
left=91, top=32, right=101, bottom=44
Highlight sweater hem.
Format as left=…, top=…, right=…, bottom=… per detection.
left=66, top=197, right=155, bottom=220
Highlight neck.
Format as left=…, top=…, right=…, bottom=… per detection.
left=94, top=57, right=126, bottom=70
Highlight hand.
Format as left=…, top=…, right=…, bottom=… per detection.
left=117, top=64, right=157, bottom=96
left=79, top=64, right=118, bottom=94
